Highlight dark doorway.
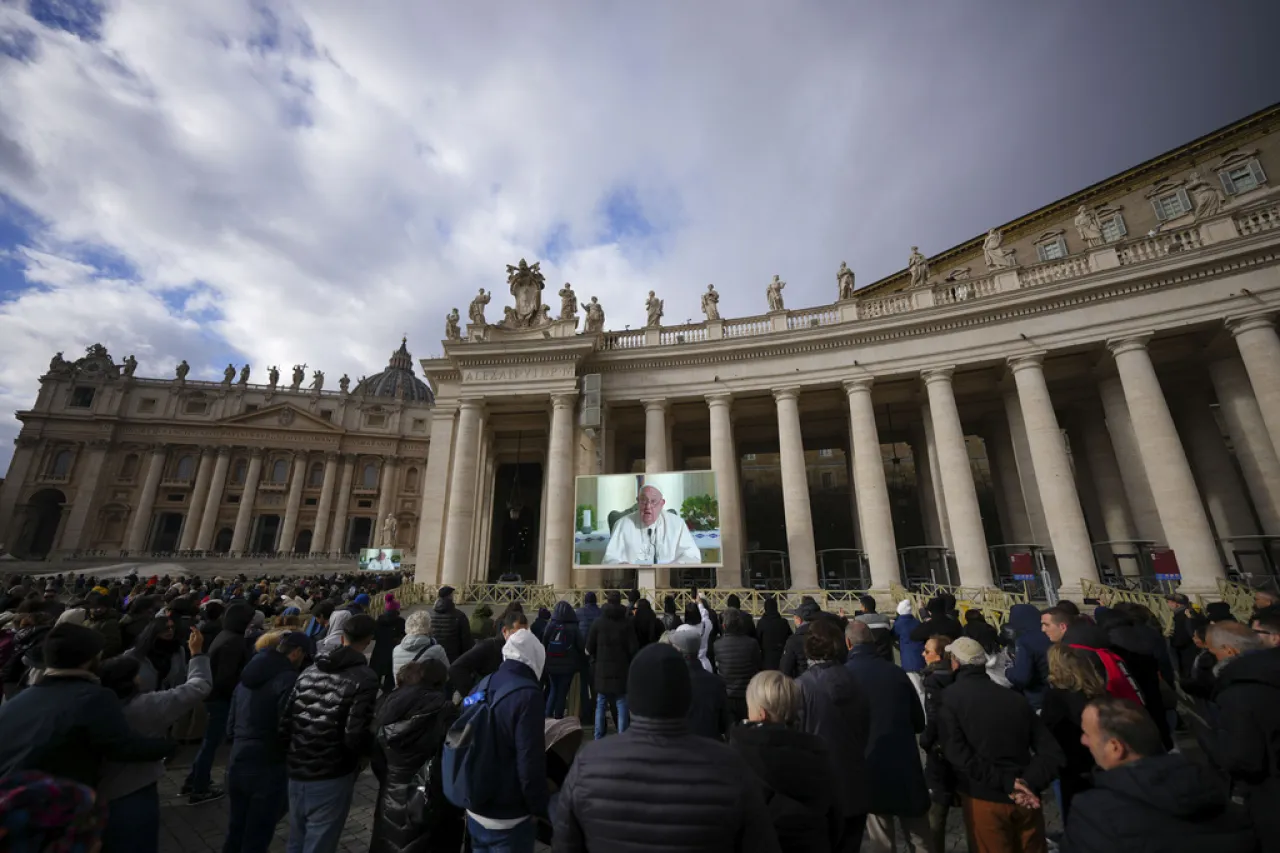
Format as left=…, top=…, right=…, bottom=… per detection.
left=347, top=517, right=373, bottom=553
left=252, top=515, right=281, bottom=552
left=295, top=528, right=313, bottom=554
left=213, top=527, right=234, bottom=553
left=22, top=488, right=66, bottom=558
left=151, top=512, right=184, bottom=552
left=488, top=462, right=544, bottom=581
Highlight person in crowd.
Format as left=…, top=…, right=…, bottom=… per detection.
left=130, top=614, right=187, bottom=694
left=97, top=628, right=210, bottom=852
left=731, top=670, right=841, bottom=853
left=659, top=595, right=681, bottom=634
left=779, top=601, right=818, bottom=678
left=461, top=628, right=548, bottom=853
left=631, top=598, right=662, bottom=647
left=1004, top=603, right=1051, bottom=712
left=725, top=594, right=756, bottom=638
left=368, top=659, right=463, bottom=853
left=429, top=586, right=473, bottom=662
left=796, top=618, right=871, bottom=852
left=909, top=597, right=963, bottom=645
left=318, top=594, right=370, bottom=654
left=470, top=603, right=496, bottom=641
left=531, top=606, right=551, bottom=642
left=1205, top=620, right=1280, bottom=846
left=371, top=594, right=406, bottom=694
left=1094, top=605, right=1171, bottom=748
left=936, top=636, right=1063, bottom=853
left=304, top=600, right=334, bottom=643
left=672, top=627, right=733, bottom=740
left=1165, top=593, right=1199, bottom=679
left=854, top=595, right=894, bottom=662
left=1250, top=605, right=1280, bottom=649
left=963, top=610, right=1001, bottom=654
left=919, top=636, right=958, bottom=853
left=1064, top=696, right=1256, bottom=852
left=1, top=609, right=51, bottom=696
left=1253, top=588, right=1279, bottom=616
left=575, top=591, right=603, bottom=724
left=185, top=601, right=254, bottom=804
left=280, top=613, right=379, bottom=853
left=1040, top=606, right=1072, bottom=644
left=714, top=607, right=762, bottom=723
left=223, top=631, right=309, bottom=853
left=1180, top=615, right=1219, bottom=701
left=85, top=591, right=124, bottom=657
left=1042, top=643, right=1106, bottom=822
left=392, top=609, right=449, bottom=676
left=542, top=600, right=585, bottom=719
left=674, top=598, right=714, bottom=672
left=892, top=599, right=925, bottom=676
left=1048, top=607, right=1145, bottom=706
left=449, top=609, right=529, bottom=698
left=554, top=643, right=781, bottom=853
left=757, top=595, right=793, bottom=671
left=118, top=595, right=160, bottom=651
left=0, top=623, right=173, bottom=788
left=586, top=592, right=639, bottom=739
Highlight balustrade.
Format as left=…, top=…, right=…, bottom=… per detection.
left=659, top=325, right=708, bottom=345
left=860, top=292, right=913, bottom=319
left=1018, top=255, right=1091, bottom=287
left=1235, top=201, right=1280, bottom=236
left=932, top=275, right=997, bottom=305
left=1118, top=225, right=1202, bottom=265
left=724, top=316, right=772, bottom=337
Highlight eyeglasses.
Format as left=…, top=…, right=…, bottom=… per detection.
left=636, top=498, right=662, bottom=507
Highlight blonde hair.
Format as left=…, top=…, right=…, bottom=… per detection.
left=745, top=670, right=801, bottom=724
left=255, top=630, right=286, bottom=653
left=1048, top=643, right=1106, bottom=698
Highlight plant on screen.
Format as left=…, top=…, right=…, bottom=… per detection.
left=680, top=494, right=719, bottom=531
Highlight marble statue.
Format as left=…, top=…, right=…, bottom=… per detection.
left=585, top=296, right=606, bottom=334
left=1074, top=205, right=1103, bottom=247
left=1187, top=171, right=1223, bottom=220
left=311, top=370, right=324, bottom=393
left=175, top=360, right=190, bottom=381
left=48, top=352, right=69, bottom=374
left=501, top=259, right=549, bottom=329
left=445, top=308, right=461, bottom=341
left=837, top=262, right=856, bottom=300
left=469, top=288, right=490, bottom=325
left=558, top=283, right=578, bottom=319
left=645, top=291, right=664, bottom=328
left=766, top=275, right=786, bottom=312
left=221, top=364, right=235, bottom=384
left=982, top=229, right=1018, bottom=269
left=701, top=284, right=721, bottom=321
left=908, top=247, right=929, bottom=287
left=268, top=365, right=280, bottom=388
left=238, top=364, right=250, bottom=384
left=381, top=514, right=397, bottom=547
left=122, top=354, right=137, bottom=377
left=339, top=374, right=350, bottom=393
left=290, top=364, right=305, bottom=391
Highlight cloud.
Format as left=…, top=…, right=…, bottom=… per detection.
left=0, top=0, right=1278, bottom=473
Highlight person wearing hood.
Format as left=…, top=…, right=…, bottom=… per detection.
left=659, top=594, right=681, bottom=634
left=130, top=614, right=188, bottom=694
left=184, top=601, right=254, bottom=804
left=222, top=631, right=309, bottom=853
left=1003, top=603, right=1051, bottom=712
left=714, top=608, right=762, bottom=724
left=672, top=626, right=733, bottom=741
left=542, top=600, right=585, bottom=719
left=575, top=591, right=603, bottom=724
left=531, top=606, right=551, bottom=642
left=757, top=595, right=793, bottom=671
left=470, top=603, right=497, bottom=641
left=369, top=659, right=463, bottom=853
left=587, top=593, right=640, bottom=739
left=392, top=610, right=449, bottom=679
left=280, top=613, right=379, bottom=853
left=462, top=628, right=549, bottom=851
left=631, top=598, right=662, bottom=648
left=429, top=586, right=473, bottom=662
left=962, top=610, right=1000, bottom=654
left=449, top=609, right=529, bottom=698
left=909, top=598, right=963, bottom=645
left=318, top=599, right=360, bottom=654
left=891, top=600, right=925, bottom=675
left=372, top=595, right=406, bottom=694
left=854, top=596, right=894, bottom=662
left=1086, top=609, right=1171, bottom=749
left=1064, top=696, right=1256, bottom=853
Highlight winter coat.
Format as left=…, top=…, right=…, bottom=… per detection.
left=447, top=636, right=503, bottom=698
left=1169, top=608, right=1198, bottom=680
left=470, top=660, right=549, bottom=822
left=919, top=661, right=957, bottom=804
left=428, top=597, right=472, bottom=662
left=756, top=601, right=792, bottom=671
left=371, top=612, right=406, bottom=679
left=1063, top=753, right=1257, bottom=853
left=227, top=647, right=299, bottom=768
left=575, top=601, right=602, bottom=646
left=891, top=613, right=926, bottom=673
left=368, top=684, right=463, bottom=853
left=779, top=622, right=811, bottom=678
left=631, top=602, right=663, bottom=648
left=134, top=643, right=187, bottom=695
left=100, top=654, right=212, bottom=801
left=553, top=714, right=782, bottom=853
left=714, top=634, right=762, bottom=699
left=731, top=722, right=842, bottom=853
left=1104, top=622, right=1172, bottom=748
left=279, top=645, right=379, bottom=781
left=936, top=664, right=1064, bottom=803
left=1005, top=603, right=1051, bottom=711
left=391, top=634, right=449, bottom=678
left=587, top=602, right=638, bottom=695
left=542, top=602, right=586, bottom=676
left=0, top=672, right=172, bottom=789
left=909, top=604, right=964, bottom=644
left=1041, top=687, right=1096, bottom=816
left=85, top=612, right=123, bottom=658
left=685, top=657, right=733, bottom=741
left=855, top=612, right=894, bottom=662
left=208, top=603, right=254, bottom=702
left=843, top=645, right=929, bottom=817
left=1208, top=646, right=1280, bottom=846
left=796, top=661, right=871, bottom=817
left=963, top=618, right=1001, bottom=654
left=469, top=604, right=496, bottom=641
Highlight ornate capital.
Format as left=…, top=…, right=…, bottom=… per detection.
left=842, top=377, right=875, bottom=396
left=641, top=398, right=668, bottom=413
left=1006, top=353, right=1047, bottom=374
left=458, top=398, right=485, bottom=414
left=772, top=387, right=801, bottom=403
left=1106, top=334, right=1153, bottom=358
left=550, top=392, right=578, bottom=411
left=704, top=392, right=734, bottom=408
left=1225, top=313, right=1276, bottom=338
left=920, top=366, right=955, bottom=385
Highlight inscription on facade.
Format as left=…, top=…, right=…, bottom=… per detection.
left=461, top=364, right=576, bottom=383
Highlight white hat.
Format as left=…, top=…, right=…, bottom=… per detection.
left=502, top=628, right=547, bottom=680
left=896, top=599, right=914, bottom=617
left=945, top=637, right=987, bottom=666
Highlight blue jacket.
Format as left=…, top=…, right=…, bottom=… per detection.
left=892, top=614, right=926, bottom=673
left=476, top=660, right=549, bottom=822
left=575, top=602, right=601, bottom=648
left=1005, top=603, right=1051, bottom=710
left=844, top=645, right=930, bottom=816
left=228, top=647, right=299, bottom=767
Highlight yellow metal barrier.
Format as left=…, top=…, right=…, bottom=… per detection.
left=1216, top=578, right=1257, bottom=623
left=1080, top=579, right=1174, bottom=634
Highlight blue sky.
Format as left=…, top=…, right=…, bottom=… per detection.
left=0, top=0, right=1278, bottom=473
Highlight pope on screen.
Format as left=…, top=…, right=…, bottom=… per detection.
left=602, top=484, right=702, bottom=565
left=366, top=549, right=395, bottom=571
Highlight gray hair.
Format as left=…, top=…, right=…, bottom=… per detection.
left=1208, top=621, right=1266, bottom=655
left=845, top=621, right=874, bottom=646
left=745, top=670, right=801, bottom=725
left=405, top=610, right=433, bottom=637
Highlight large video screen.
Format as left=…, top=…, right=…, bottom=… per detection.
left=359, top=548, right=402, bottom=571
left=573, top=471, right=721, bottom=568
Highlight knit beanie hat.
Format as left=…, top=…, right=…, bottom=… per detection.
left=896, top=599, right=914, bottom=617
left=584, top=591, right=597, bottom=605
left=43, top=622, right=105, bottom=669
left=627, top=643, right=692, bottom=719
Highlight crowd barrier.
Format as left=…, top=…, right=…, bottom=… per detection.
left=1212, top=578, right=1257, bottom=623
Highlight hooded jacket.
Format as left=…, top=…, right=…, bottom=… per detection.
left=891, top=600, right=925, bottom=673
left=576, top=595, right=602, bottom=645
left=429, top=596, right=473, bottom=662
left=730, top=721, right=842, bottom=853
left=228, top=648, right=300, bottom=767
left=631, top=600, right=663, bottom=648
left=469, top=632, right=548, bottom=823
left=447, top=636, right=504, bottom=698
left=280, top=645, right=379, bottom=781
left=919, top=661, right=957, bottom=803
left=208, top=603, right=254, bottom=702
left=714, top=632, right=762, bottom=700
left=587, top=602, right=638, bottom=695
left=542, top=601, right=585, bottom=676
left=469, top=603, right=496, bottom=641
left=1209, top=646, right=1280, bottom=846
left=1063, top=753, right=1257, bottom=853
left=909, top=600, right=963, bottom=644
left=756, top=598, right=793, bottom=671
left=392, top=633, right=449, bottom=677
left=1005, top=603, right=1051, bottom=710
left=371, top=610, right=406, bottom=678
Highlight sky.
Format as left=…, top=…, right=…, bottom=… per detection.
left=0, top=0, right=1277, bottom=474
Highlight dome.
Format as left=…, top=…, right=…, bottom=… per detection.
left=356, top=338, right=433, bottom=403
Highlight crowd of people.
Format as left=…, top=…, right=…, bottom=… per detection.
left=0, top=569, right=1277, bottom=853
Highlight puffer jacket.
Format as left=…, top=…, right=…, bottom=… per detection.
left=542, top=601, right=585, bottom=676
left=429, top=597, right=472, bottom=662
left=756, top=600, right=792, bottom=671
left=919, top=660, right=957, bottom=804
left=208, top=603, right=254, bottom=702
left=1005, top=603, right=1051, bottom=711
left=280, top=645, right=379, bottom=781
left=587, top=602, right=638, bottom=695
left=714, top=633, right=762, bottom=699
left=553, top=714, right=782, bottom=853
left=228, top=648, right=299, bottom=767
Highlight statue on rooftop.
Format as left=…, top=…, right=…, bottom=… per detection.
left=501, top=259, right=550, bottom=329
left=175, top=360, right=190, bottom=382
left=982, top=229, right=1018, bottom=270
left=268, top=365, right=280, bottom=388
left=290, top=364, right=305, bottom=391
left=559, top=283, right=579, bottom=320
left=645, top=291, right=664, bottom=328
left=339, top=373, right=350, bottom=393
left=311, top=370, right=324, bottom=393
left=469, top=288, right=490, bottom=325
left=837, top=262, right=856, bottom=300
left=238, top=364, right=250, bottom=385
left=122, top=354, right=137, bottom=377
left=445, top=308, right=461, bottom=341
left=908, top=246, right=929, bottom=288
left=701, top=285, right=721, bottom=321
left=766, top=275, right=786, bottom=312
left=584, top=296, right=605, bottom=334
left=1187, top=171, right=1224, bottom=220
left=1074, top=205, right=1103, bottom=247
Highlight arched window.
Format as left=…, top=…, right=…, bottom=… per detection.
left=231, top=459, right=248, bottom=485
left=271, top=459, right=288, bottom=483
left=176, top=455, right=196, bottom=480
left=49, top=449, right=72, bottom=479
left=308, top=462, right=325, bottom=487
left=119, top=454, right=139, bottom=481
left=404, top=467, right=419, bottom=492
left=361, top=463, right=379, bottom=489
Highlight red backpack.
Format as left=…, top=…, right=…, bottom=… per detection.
left=1071, top=643, right=1144, bottom=704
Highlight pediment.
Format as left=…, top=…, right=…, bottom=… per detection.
left=1216, top=148, right=1258, bottom=170
left=219, top=403, right=339, bottom=432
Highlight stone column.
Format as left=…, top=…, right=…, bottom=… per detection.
left=920, top=410, right=953, bottom=548
left=774, top=388, right=819, bottom=589
left=985, top=416, right=1034, bottom=544
left=1228, top=314, right=1280, bottom=458
left=374, top=457, right=399, bottom=544
left=310, top=452, right=340, bottom=555
left=229, top=450, right=264, bottom=554
left=415, top=407, right=458, bottom=582
left=909, top=423, right=946, bottom=548
left=543, top=393, right=578, bottom=589
left=922, top=368, right=991, bottom=585
left=0, top=438, right=41, bottom=547
left=440, top=400, right=485, bottom=588
left=843, top=379, right=899, bottom=589
left=1210, top=355, right=1280, bottom=533
left=1108, top=336, right=1223, bottom=591
left=1098, top=375, right=1165, bottom=544
left=59, top=441, right=111, bottom=552
left=1003, top=391, right=1051, bottom=546
left=178, top=449, right=215, bottom=551
left=1008, top=355, right=1097, bottom=596
left=707, top=393, right=745, bottom=587
left=125, top=445, right=168, bottom=553
left=195, top=447, right=232, bottom=550
left=1075, top=403, right=1138, bottom=561
left=327, top=454, right=356, bottom=554
left=643, top=399, right=670, bottom=474
left=277, top=454, right=308, bottom=553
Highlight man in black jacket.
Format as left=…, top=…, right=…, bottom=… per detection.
left=586, top=594, right=638, bottom=739
left=714, top=608, right=762, bottom=722
left=280, top=613, right=379, bottom=853
left=1065, top=696, right=1255, bottom=852
left=756, top=596, right=792, bottom=671
left=673, top=626, right=733, bottom=740
left=429, top=585, right=472, bottom=662
left=185, top=601, right=254, bottom=803
left=909, top=598, right=963, bottom=645
left=447, top=609, right=528, bottom=697
left=554, top=643, right=781, bottom=853
left=937, top=637, right=1063, bottom=853
left=779, top=602, right=817, bottom=678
